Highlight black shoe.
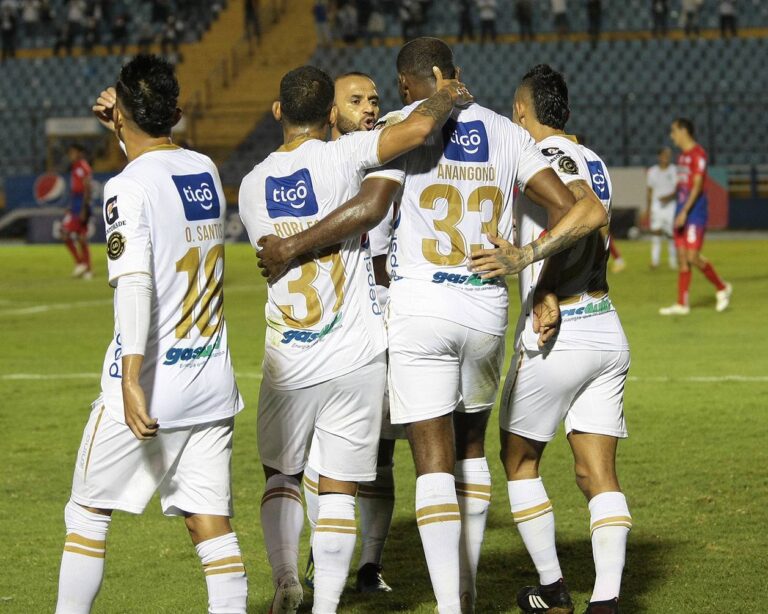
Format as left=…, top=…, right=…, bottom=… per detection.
left=356, top=563, right=393, bottom=593
left=517, top=578, right=574, bottom=613
left=584, top=598, right=619, bottom=614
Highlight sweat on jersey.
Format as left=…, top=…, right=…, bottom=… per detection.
left=367, top=101, right=551, bottom=337
left=238, top=131, right=388, bottom=391
left=100, top=145, right=243, bottom=428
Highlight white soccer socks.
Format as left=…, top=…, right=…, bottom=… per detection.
left=589, top=491, right=632, bottom=602
left=312, top=493, right=357, bottom=613
left=195, top=532, right=247, bottom=614
left=415, top=472, right=462, bottom=614
left=508, top=478, right=563, bottom=586
left=303, top=466, right=320, bottom=542
left=357, top=463, right=395, bottom=568
left=650, top=235, right=662, bottom=267
left=455, top=457, right=492, bottom=605
left=55, top=499, right=111, bottom=614
left=261, top=474, right=305, bottom=587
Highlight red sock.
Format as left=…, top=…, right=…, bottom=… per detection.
left=79, top=241, right=92, bottom=270
left=700, top=262, right=726, bottom=291
left=609, top=237, right=622, bottom=259
left=64, top=238, right=81, bottom=264
left=677, top=270, right=692, bottom=306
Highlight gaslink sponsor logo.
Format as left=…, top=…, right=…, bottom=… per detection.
left=281, top=312, right=343, bottom=344
left=164, top=337, right=223, bottom=366
left=432, top=271, right=495, bottom=286
left=561, top=297, right=613, bottom=318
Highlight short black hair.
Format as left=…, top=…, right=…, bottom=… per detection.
left=335, top=71, right=374, bottom=82
left=279, top=65, right=335, bottom=126
left=396, top=37, right=456, bottom=81
left=520, top=64, right=570, bottom=130
left=673, top=117, right=695, bottom=137
left=116, top=54, right=179, bottom=138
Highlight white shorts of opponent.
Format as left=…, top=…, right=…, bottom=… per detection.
left=71, top=399, right=234, bottom=516
left=500, top=348, right=630, bottom=442
left=650, top=201, right=675, bottom=236
left=258, top=354, right=386, bottom=483
left=387, top=305, right=505, bottom=425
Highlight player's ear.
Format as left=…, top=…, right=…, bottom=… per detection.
left=172, top=107, right=182, bottom=128
left=329, top=105, right=338, bottom=128
left=272, top=101, right=282, bottom=122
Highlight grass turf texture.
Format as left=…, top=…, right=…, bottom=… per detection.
left=0, top=239, right=766, bottom=613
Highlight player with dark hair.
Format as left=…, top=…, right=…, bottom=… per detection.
left=472, top=63, right=631, bottom=614
left=660, top=117, right=731, bottom=315
left=62, top=143, right=93, bottom=279
left=239, top=64, right=473, bottom=614
left=55, top=55, right=247, bottom=614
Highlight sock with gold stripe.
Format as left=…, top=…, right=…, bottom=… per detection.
left=589, top=491, right=631, bottom=602
left=313, top=493, right=357, bottom=613
left=303, top=465, right=320, bottom=545
left=261, top=474, right=304, bottom=587
left=195, top=532, right=247, bottom=614
left=508, top=478, right=563, bottom=586
left=455, top=457, right=491, bottom=603
left=55, top=499, right=111, bottom=614
left=415, top=472, right=462, bottom=613
left=358, top=463, right=395, bottom=568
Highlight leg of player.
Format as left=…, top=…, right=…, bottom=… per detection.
left=55, top=502, right=112, bottom=614
left=667, top=233, right=678, bottom=270
left=77, top=233, right=93, bottom=279
left=407, top=416, right=462, bottom=614
left=184, top=513, right=248, bottom=614
left=261, top=465, right=305, bottom=614
left=689, top=250, right=732, bottom=312
left=650, top=230, right=662, bottom=269
left=303, top=464, right=320, bottom=590
left=660, top=241, right=691, bottom=315
left=453, top=410, right=493, bottom=613
left=501, top=431, right=573, bottom=614
left=356, top=438, right=396, bottom=593
left=313, top=476, right=359, bottom=614
left=568, top=432, right=631, bottom=613
left=608, top=236, right=626, bottom=273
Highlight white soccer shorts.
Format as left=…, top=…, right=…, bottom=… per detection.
left=500, top=348, right=630, bottom=441
left=650, top=201, right=675, bottom=236
left=387, top=308, right=505, bottom=425
left=380, top=385, right=407, bottom=440
left=258, top=354, right=386, bottom=483
left=70, top=400, right=234, bottom=516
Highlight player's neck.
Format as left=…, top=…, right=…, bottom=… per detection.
left=530, top=123, right=565, bottom=143
left=123, top=135, right=175, bottom=162
left=681, top=139, right=697, bottom=153
left=280, top=125, right=327, bottom=150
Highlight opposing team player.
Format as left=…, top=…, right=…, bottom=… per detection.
left=55, top=55, right=246, bottom=614
left=61, top=143, right=93, bottom=279
left=660, top=118, right=732, bottom=315
left=238, top=65, right=472, bottom=614
left=645, top=146, right=678, bottom=269
left=471, top=64, right=631, bottom=614
left=255, top=39, right=609, bottom=614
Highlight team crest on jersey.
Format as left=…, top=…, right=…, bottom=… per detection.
left=587, top=160, right=611, bottom=200
left=266, top=168, right=319, bottom=218
left=442, top=119, right=489, bottom=162
left=172, top=172, right=220, bottom=221
left=558, top=156, right=579, bottom=175
left=104, top=195, right=119, bottom=225
left=107, top=232, right=125, bottom=260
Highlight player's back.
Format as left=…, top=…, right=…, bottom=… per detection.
left=239, top=133, right=386, bottom=390
left=100, top=146, right=242, bottom=428
left=676, top=143, right=708, bottom=224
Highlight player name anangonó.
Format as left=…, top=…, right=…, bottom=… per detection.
left=437, top=163, right=496, bottom=182
left=272, top=219, right=317, bottom=238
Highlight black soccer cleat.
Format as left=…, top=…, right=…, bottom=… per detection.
left=583, top=598, right=619, bottom=614
left=517, top=578, right=574, bottom=613
left=356, top=563, right=393, bottom=593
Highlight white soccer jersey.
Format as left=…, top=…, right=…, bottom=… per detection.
left=514, top=136, right=629, bottom=352
left=368, top=101, right=550, bottom=336
left=239, top=132, right=387, bottom=391
left=100, top=145, right=243, bottom=428
left=647, top=164, right=677, bottom=208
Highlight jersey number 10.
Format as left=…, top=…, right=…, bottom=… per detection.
left=175, top=245, right=224, bottom=339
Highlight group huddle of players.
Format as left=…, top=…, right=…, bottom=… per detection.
left=51, top=36, right=728, bottom=614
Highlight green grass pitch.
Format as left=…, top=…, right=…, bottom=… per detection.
left=1, top=239, right=766, bottom=613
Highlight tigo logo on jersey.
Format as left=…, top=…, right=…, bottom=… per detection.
left=172, top=173, right=221, bottom=221
left=266, top=169, right=319, bottom=218
left=587, top=161, right=611, bottom=200
left=443, top=119, right=489, bottom=162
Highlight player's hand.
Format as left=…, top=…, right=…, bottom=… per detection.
left=122, top=379, right=158, bottom=440
left=433, top=66, right=474, bottom=108
left=532, top=291, right=560, bottom=348
left=674, top=211, right=687, bottom=231
left=470, top=235, right=529, bottom=279
left=93, top=87, right=117, bottom=132
left=257, top=234, right=291, bottom=283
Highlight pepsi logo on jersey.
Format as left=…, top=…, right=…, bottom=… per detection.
left=172, top=172, right=221, bottom=221
left=443, top=119, right=489, bottom=162
left=266, top=168, right=319, bottom=218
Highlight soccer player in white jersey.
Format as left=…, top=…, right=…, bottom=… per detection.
left=471, top=64, right=631, bottom=614
left=645, top=147, right=678, bottom=269
left=238, top=65, right=472, bottom=614
left=255, top=39, right=609, bottom=614
left=54, top=55, right=246, bottom=614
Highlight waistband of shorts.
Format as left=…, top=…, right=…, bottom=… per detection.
left=558, top=290, right=608, bottom=305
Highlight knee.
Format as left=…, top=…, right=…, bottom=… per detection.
left=185, top=514, right=232, bottom=543
left=501, top=438, right=541, bottom=480
left=573, top=462, right=619, bottom=500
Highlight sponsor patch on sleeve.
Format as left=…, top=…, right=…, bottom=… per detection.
left=558, top=156, right=579, bottom=175
left=107, top=232, right=126, bottom=260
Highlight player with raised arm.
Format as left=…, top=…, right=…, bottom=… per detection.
left=645, top=146, right=678, bottom=269
left=62, top=143, right=94, bottom=279
left=255, top=39, right=608, bottom=614
left=471, top=64, right=631, bottom=614
left=238, top=65, right=471, bottom=614
left=659, top=118, right=731, bottom=315
left=55, top=56, right=246, bottom=614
